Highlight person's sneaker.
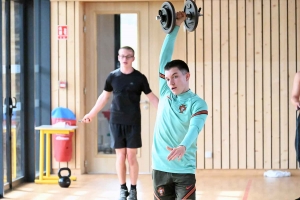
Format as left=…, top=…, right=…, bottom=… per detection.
left=119, top=188, right=129, bottom=200
left=128, top=190, right=137, bottom=200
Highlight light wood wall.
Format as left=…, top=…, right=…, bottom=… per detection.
left=50, top=0, right=300, bottom=172
left=50, top=1, right=85, bottom=173
left=193, top=0, right=300, bottom=170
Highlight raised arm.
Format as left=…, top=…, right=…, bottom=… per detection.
left=159, top=12, right=186, bottom=96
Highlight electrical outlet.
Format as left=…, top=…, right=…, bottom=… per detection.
left=205, top=151, right=212, bottom=158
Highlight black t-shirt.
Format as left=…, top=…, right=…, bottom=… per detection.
left=104, top=68, right=152, bottom=125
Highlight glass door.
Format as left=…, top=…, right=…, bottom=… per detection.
left=2, top=0, right=24, bottom=190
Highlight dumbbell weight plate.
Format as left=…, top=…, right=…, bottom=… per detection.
left=160, top=8, right=169, bottom=29
left=183, top=0, right=199, bottom=32
left=157, top=1, right=176, bottom=34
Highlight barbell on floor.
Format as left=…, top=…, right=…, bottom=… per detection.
left=156, top=0, right=203, bottom=34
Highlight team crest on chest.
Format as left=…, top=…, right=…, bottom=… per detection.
left=179, top=104, right=187, bottom=113
left=157, top=186, right=165, bottom=196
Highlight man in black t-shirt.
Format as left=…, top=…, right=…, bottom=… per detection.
left=81, top=46, right=158, bottom=200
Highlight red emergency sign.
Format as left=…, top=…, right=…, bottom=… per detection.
left=58, top=25, right=68, bottom=39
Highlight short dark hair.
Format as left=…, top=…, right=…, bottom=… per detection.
left=164, top=59, right=189, bottom=73
left=120, top=46, right=135, bottom=56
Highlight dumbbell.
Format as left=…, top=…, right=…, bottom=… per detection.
left=156, top=0, right=203, bottom=34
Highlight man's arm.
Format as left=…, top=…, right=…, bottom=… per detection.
left=81, top=90, right=111, bottom=123
left=159, top=27, right=180, bottom=96
left=167, top=101, right=208, bottom=161
left=146, top=92, right=159, bottom=109
left=159, top=12, right=186, bottom=96
left=180, top=113, right=208, bottom=148
left=291, top=72, right=300, bottom=109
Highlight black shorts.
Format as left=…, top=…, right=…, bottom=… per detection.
left=152, top=169, right=196, bottom=200
left=109, top=123, right=142, bottom=149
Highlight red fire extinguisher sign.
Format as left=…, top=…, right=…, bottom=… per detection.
left=58, top=25, right=68, bottom=40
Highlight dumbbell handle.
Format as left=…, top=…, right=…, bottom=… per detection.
left=186, top=13, right=193, bottom=18
left=156, top=13, right=201, bottom=21
left=156, top=8, right=202, bottom=21
left=157, top=13, right=198, bottom=20
left=186, top=8, right=202, bottom=19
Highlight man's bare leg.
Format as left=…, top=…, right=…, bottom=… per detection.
left=115, top=148, right=127, bottom=184
left=126, top=148, right=138, bottom=185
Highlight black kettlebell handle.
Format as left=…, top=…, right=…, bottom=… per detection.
left=58, top=167, right=71, bottom=178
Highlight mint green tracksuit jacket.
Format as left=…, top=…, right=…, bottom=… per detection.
left=152, top=26, right=208, bottom=174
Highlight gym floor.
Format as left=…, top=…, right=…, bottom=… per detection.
left=2, top=170, right=300, bottom=200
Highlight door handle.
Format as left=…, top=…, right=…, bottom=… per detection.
left=140, top=100, right=149, bottom=104
left=140, top=100, right=149, bottom=109
left=6, top=97, right=17, bottom=117
left=9, top=97, right=17, bottom=109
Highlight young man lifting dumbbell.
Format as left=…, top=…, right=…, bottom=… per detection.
left=152, top=11, right=208, bottom=200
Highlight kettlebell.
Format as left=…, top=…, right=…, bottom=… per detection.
left=58, top=167, right=71, bottom=188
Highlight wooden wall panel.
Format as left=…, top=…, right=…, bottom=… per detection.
left=57, top=1, right=75, bottom=169
left=58, top=2, right=67, bottom=108
left=254, top=0, right=263, bottom=169
left=220, top=0, right=229, bottom=169
left=137, top=2, right=150, bottom=172
left=74, top=1, right=85, bottom=172
left=65, top=2, right=76, bottom=170
left=67, top=2, right=76, bottom=120
left=262, top=0, right=272, bottom=169
left=212, top=0, right=221, bottom=169
left=195, top=0, right=300, bottom=170
left=229, top=0, right=238, bottom=169
left=271, top=0, right=280, bottom=169
left=195, top=0, right=205, bottom=169
left=279, top=0, right=288, bottom=169
left=237, top=0, right=246, bottom=169
left=51, top=2, right=59, bottom=109
left=187, top=28, right=196, bottom=93
left=83, top=2, right=96, bottom=170
left=51, top=1, right=82, bottom=172
left=246, top=0, right=255, bottom=169
left=148, top=1, right=162, bottom=172
left=245, top=1, right=255, bottom=169
left=203, top=0, right=213, bottom=169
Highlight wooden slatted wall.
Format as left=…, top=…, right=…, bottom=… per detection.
left=50, top=0, right=300, bottom=171
left=51, top=1, right=85, bottom=173
left=194, top=0, right=300, bottom=169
